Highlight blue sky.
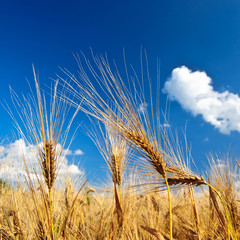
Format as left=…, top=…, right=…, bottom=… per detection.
left=1, top=0, right=240, bottom=182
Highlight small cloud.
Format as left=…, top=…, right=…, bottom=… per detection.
left=73, top=149, right=84, bottom=155
left=203, top=137, right=209, bottom=142
left=162, top=123, right=171, bottom=128
left=65, top=149, right=84, bottom=156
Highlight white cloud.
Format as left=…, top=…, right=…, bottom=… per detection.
left=163, top=66, right=240, bottom=134
left=0, top=139, right=84, bottom=185
left=65, top=149, right=84, bottom=156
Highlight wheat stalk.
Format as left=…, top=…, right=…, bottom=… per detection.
left=7, top=67, right=80, bottom=239
left=87, top=120, right=130, bottom=231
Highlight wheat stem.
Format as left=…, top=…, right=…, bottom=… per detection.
left=48, top=188, right=53, bottom=240
left=163, top=172, right=172, bottom=240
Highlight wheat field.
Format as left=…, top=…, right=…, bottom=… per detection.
left=0, top=54, right=239, bottom=240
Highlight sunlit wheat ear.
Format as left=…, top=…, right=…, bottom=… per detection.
left=41, top=139, right=56, bottom=190
left=111, top=155, right=122, bottom=186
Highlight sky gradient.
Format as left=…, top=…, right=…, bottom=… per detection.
left=1, top=0, right=240, bottom=182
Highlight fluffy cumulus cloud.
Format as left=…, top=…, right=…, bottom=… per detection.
left=0, top=139, right=84, bottom=184
left=163, top=66, right=240, bottom=134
